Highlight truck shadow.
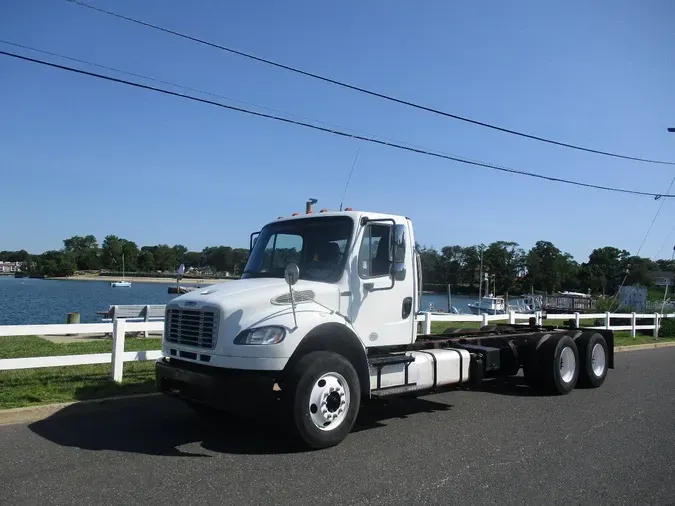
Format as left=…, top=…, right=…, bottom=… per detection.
left=476, top=376, right=549, bottom=397
left=27, top=395, right=454, bottom=457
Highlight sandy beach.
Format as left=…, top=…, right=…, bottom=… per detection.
left=46, top=275, right=234, bottom=285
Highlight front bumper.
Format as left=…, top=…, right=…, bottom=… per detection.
left=155, top=357, right=281, bottom=410
left=162, top=346, right=289, bottom=371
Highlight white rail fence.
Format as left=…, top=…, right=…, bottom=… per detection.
left=0, top=319, right=163, bottom=382
left=417, top=310, right=675, bottom=337
left=0, top=310, right=673, bottom=382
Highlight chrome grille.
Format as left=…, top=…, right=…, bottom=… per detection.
left=165, top=308, right=218, bottom=349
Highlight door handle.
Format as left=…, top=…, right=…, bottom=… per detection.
left=402, top=297, right=413, bottom=319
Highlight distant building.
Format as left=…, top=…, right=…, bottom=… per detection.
left=651, top=271, right=674, bottom=287
left=0, top=261, right=23, bottom=273
left=619, top=285, right=648, bottom=311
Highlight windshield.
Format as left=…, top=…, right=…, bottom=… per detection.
left=242, top=216, right=354, bottom=283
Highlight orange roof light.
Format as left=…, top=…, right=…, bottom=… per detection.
left=320, top=208, right=328, bottom=213
left=344, top=207, right=353, bottom=211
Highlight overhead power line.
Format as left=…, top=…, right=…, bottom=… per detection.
left=1, top=48, right=673, bottom=199
left=0, top=39, right=376, bottom=135
left=3, top=39, right=488, bottom=161
left=64, top=0, right=675, bottom=167
left=608, top=174, right=675, bottom=310
left=636, top=175, right=675, bottom=256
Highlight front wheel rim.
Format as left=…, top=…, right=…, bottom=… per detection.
left=591, top=343, right=606, bottom=377
left=308, top=372, right=350, bottom=431
left=559, top=346, right=576, bottom=384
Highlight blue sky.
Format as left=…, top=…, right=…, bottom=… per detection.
left=1, top=0, right=674, bottom=262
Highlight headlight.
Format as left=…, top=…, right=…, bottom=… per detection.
left=234, top=326, right=286, bottom=345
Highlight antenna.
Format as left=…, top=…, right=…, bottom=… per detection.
left=339, top=148, right=360, bottom=211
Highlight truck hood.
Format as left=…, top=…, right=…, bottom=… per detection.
left=165, top=277, right=341, bottom=354
left=170, top=277, right=338, bottom=307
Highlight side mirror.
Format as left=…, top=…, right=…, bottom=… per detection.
left=284, top=263, right=300, bottom=287
left=250, top=231, right=260, bottom=251
left=391, top=224, right=406, bottom=281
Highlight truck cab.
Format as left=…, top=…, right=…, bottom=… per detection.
left=156, top=207, right=614, bottom=449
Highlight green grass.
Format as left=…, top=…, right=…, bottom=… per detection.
left=0, top=336, right=161, bottom=410
left=0, top=335, right=161, bottom=359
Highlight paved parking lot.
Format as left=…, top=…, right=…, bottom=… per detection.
left=1, top=348, right=674, bottom=505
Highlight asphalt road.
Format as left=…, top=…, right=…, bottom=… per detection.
left=1, top=348, right=674, bottom=505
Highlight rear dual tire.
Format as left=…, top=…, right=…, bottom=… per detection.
left=524, top=334, right=579, bottom=394
left=575, top=332, right=609, bottom=388
left=524, top=332, right=608, bottom=394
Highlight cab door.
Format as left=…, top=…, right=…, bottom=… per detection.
left=348, top=219, right=415, bottom=347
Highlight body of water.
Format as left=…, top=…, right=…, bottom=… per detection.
left=0, top=277, right=476, bottom=326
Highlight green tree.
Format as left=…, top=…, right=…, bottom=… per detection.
left=525, top=241, right=579, bottom=293
left=137, top=250, right=156, bottom=271
left=183, top=251, right=202, bottom=268
left=480, top=241, right=525, bottom=293
left=581, top=246, right=631, bottom=295
left=63, top=234, right=100, bottom=270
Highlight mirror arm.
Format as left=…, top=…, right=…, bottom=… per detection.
left=284, top=263, right=300, bottom=328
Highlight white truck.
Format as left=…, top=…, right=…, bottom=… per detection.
left=155, top=206, right=614, bottom=449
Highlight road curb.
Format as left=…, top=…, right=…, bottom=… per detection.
left=615, top=341, right=675, bottom=352
left=0, top=392, right=161, bottom=426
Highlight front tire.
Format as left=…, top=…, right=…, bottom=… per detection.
left=286, top=351, right=361, bottom=450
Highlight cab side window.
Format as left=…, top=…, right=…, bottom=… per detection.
left=358, top=224, right=391, bottom=278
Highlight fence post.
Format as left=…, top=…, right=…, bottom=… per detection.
left=574, top=312, right=580, bottom=328
left=423, top=312, right=432, bottom=335
left=143, top=305, right=149, bottom=338
left=112, top=318, right=127, bottom=383
left=653, top=312, right=660, bottom=338
left=482, top=313, right=489, bottom=328
left=605, top=311, right=611, bottom=330
left=508, top=310, right=516, bottom=325
left=631, top=312, right=636, bottom=338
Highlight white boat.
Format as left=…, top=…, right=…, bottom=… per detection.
left=467, top=294, right=506, bottom=315
left=467, top=252, right=507, bottom=315
left=110, top=254, right=131, bottom=288
left=507, top=293, right=543, bottom=313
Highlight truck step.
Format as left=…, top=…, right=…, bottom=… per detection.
left=371, top=383, right=421, bottom=398
left=368, top=354, right=415, bottom=367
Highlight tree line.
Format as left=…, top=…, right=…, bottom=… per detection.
left=418, top=240, right=673, bottom=296
left=3, top=235, right=674, bottom=296
left=2, top=234, right=249, bottom=278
